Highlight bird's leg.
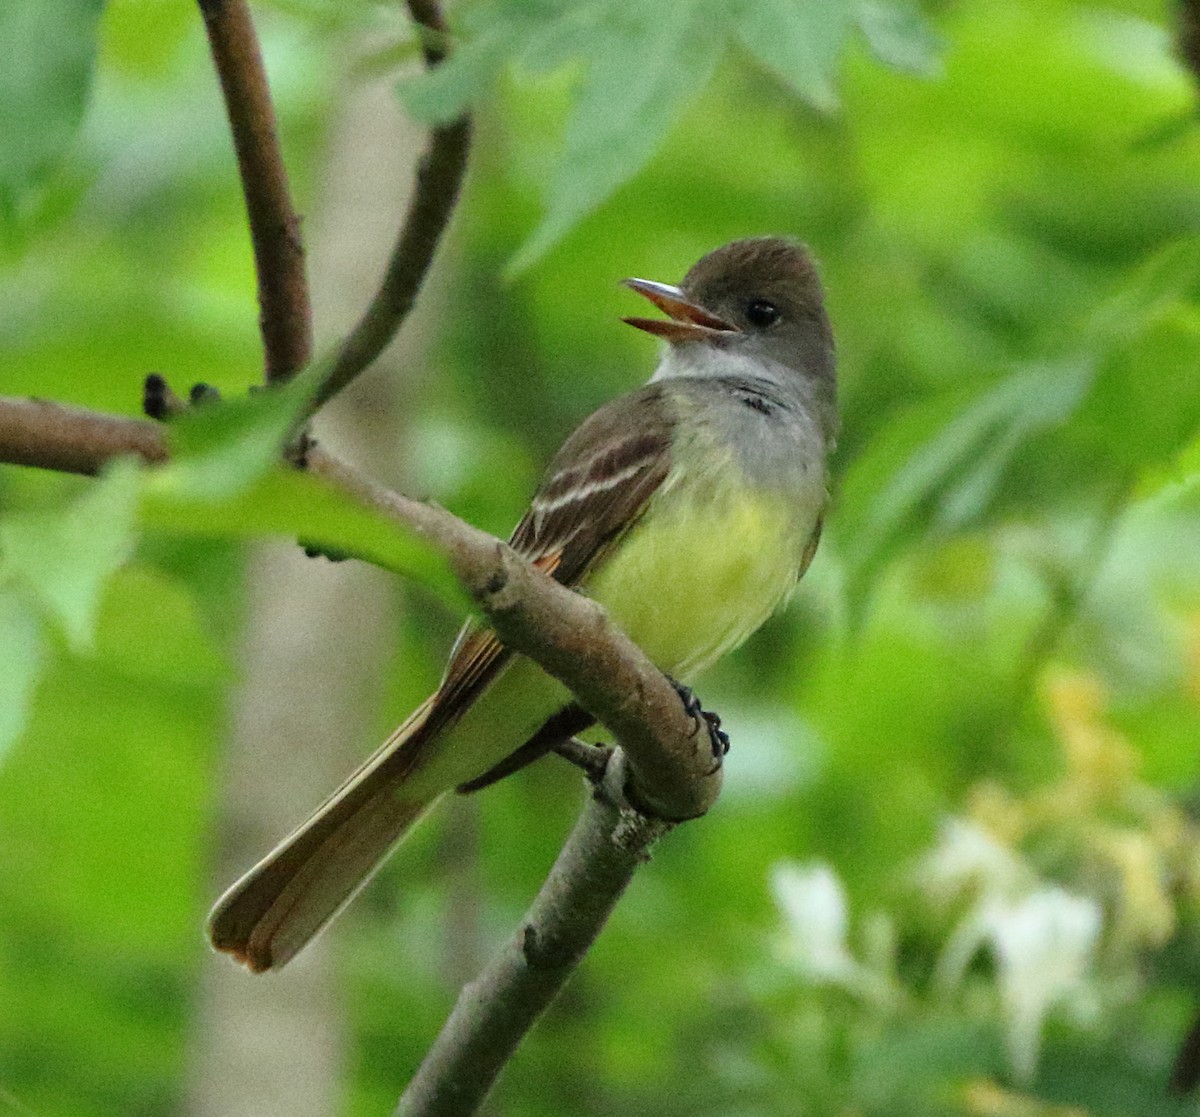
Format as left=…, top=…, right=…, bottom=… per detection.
left=667, top=677, right=730, bottom=759
left=552, top=737, right=612, bottom=784
left=457, top=704, right=599, bottom=793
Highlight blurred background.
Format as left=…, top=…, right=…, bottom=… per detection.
left=3, top=0, right=1200, bottom=1114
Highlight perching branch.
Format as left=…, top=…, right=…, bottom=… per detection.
left=395, top=757, right=670, bottom=1117
left=310, top=4, right=472, bottom=412
left=310, top=442, right=725, bottom=1109
left=198, top=0, right=312, bottom=382
left=0, top=388, right=720, bottom=1116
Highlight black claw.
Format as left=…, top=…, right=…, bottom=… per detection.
left=189, top=382, right=222, bottom=406
left=702, top=710, right=731, bottom=757
left=143, top=373, right=182, bottom=420
left=300, top=540, right=349, bottom=562
left=670, top=679, right=703, bottom=720
left=667, top=677, right=729, bottom=759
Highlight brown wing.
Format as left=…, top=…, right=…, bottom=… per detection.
left=511, top=382, right=676, bottom=580
left=422, top=384, right=677, bottom=741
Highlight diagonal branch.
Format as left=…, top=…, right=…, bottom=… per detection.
left=303, top=443, right=721, bottom=821
left=199, top=0, right=313, bottom=382
left=7, top=3, right=685, bottom=1111
left=0, top=395, right=721, bottom=820
left=307, top=442, right=723, bottom=1113
left=309, top=3, right=472, bottom=412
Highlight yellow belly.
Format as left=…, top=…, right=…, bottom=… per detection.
left=583, top=466, right=811, bottom=680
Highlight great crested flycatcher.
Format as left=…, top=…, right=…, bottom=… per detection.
left=209, top=236, right=838, bottom=972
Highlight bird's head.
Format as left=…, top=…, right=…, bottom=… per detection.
left=622, top=237, right=834, bottom=387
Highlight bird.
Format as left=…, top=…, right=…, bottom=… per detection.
left=208, top=236, right=838, bottom=972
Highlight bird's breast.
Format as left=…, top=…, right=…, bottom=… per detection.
left=582, top=431, right=824, bottom=680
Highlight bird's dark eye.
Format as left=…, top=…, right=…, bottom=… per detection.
left=746, top=299, right=781, bottom=328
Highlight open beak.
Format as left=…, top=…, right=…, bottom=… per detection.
left=621, top=278, right=739, bottom=342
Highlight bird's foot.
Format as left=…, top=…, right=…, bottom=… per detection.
left=143, top=373, right=223, bottom=420
left=552, top=737, right=612, bottom=783
left=143, top=375, right=336, bottom=561
left=668, top=678, right=729, bottom=759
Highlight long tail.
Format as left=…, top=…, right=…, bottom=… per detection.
left=207, top=698, right=440, bottom=972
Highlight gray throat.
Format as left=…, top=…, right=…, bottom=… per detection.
left=651, top=343, right=838, bottom=454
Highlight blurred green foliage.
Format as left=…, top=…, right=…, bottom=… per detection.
left=3, top=0, right=1200, bottom=1115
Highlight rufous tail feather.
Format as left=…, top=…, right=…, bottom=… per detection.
left=207, top=697, right=439, bottom=972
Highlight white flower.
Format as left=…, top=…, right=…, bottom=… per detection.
left=921, top=818, right=1036, bottom=998
left=921, top=818, right=1026, bottom=907
left=770, top=861, right=896, bottom=1006
left=987, top=888, right=1103, bottom=1084
left=771, top=861, right=857, bottom=985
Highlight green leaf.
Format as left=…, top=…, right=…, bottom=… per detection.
left=933, top=360, right=1094, bottom=528
left=838, top=238, right=1200, bottom=599
left=162, top=359, right=327, bottom=500
left=1075, top=308, right=1200, bottom=476
left=398, top=19, right=523, bottom=126
left=892, top=362, right=1088, bottom=530
left=0, top=0, right=104, bottom=222
left=734, top=0, right=855, bottom=113
left=139, top=362, right=468, bottom=608
left=1137, top=431, right=1200, bottom=503
left=0, top=458, right=140, bottom=651
left=837, top=360, right=1093, bottom=601
left=1057, top=239, right=1200, bottom=489
left=516, top=4, right=609, bottom=77
left=854, top=1, right=942, bottom=77
left=0, top=585, right=45, bottom=758
left=1083, top=236, right=1200, bottom=349
left=397, top=0, right=602, bottom=123
left=141, top=466, right=469, bottom=612
left=510, top=0, right=725, bottom=273
left=92, top=566, right=228, bottom=685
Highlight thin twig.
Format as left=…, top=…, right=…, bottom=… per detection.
left=1005, top=479, right=1133, bottom=726
left=199, top=0, right=312, bottom=382
left=396, top=756, right=670, bottom=1117
left=197, top=0, right=470, bottom=408
left=406, top=0, right=451, bottom=64
left=310, top=2, right=472, bottom=412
